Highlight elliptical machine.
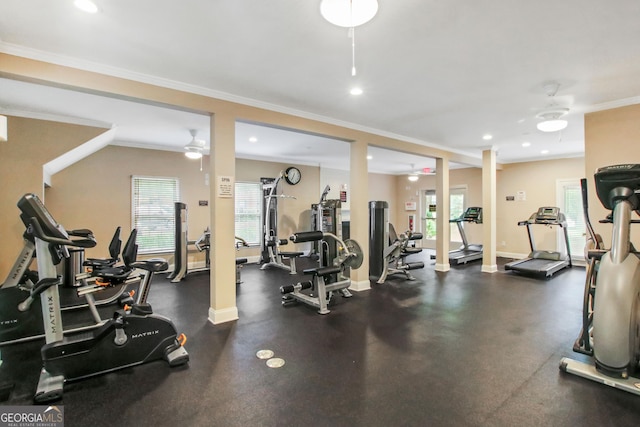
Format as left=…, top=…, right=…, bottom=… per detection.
left=560, top=164, right=640, bottom=396
left=15, top=193, right=189, bottom=403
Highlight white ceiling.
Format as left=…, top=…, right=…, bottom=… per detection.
left=1, top=0, right=640, bottom=174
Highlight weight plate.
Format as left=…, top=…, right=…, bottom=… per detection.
left=256, top=349, right=275, bottom=360
left=344, top=239, right=364, bottom=269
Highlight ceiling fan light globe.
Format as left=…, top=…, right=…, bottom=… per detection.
left=185, top=150, right=202, bottom=159
left=320, top=0, right=378, bottom=27
left=537, top=119, right=568, bottom=132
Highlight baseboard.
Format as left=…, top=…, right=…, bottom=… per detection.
left=496, top=251, right=528, bottom=260
left=481, top=264, right=498, bottom=273
left=434, top=263, right=450, bottom=272
left=349, top=279, right=371, bottom=292
left=208, top=306, right=239, bottom=324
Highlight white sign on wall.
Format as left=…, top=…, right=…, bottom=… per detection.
left=217, top=175, right=234, bottom=198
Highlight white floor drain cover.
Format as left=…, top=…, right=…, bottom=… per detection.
left=266, top=358, right=285, bottom=368
left=256, top=350, right=274, bottom=359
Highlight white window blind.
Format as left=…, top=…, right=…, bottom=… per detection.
left=235, top=182, right=262, bottom=245
left=132, top=176, right=179, bottom=254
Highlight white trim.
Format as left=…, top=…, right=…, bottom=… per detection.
left=434, top=263, right=450, bottom=272
left=349, top=279, right=371, bottom=292
left=497, top=251, right=528, bottom=259
left=208, top=306, right=239, bottom=324
left=0, top=107, right=113, bottom=129
left=481, top=264, right=498, bottom=273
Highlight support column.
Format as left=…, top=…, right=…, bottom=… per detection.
left=481, top=148, right=498, bottom=273
left=435, top=157, right=450, bottom=272
left=348, top=139, right=371, bottom=291
left=208, top=112, right=239, bottom=324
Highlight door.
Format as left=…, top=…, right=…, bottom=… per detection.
left=557, top=179, right=586, bottom=262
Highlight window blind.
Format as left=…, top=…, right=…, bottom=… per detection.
left=235, top=181, right=262, bottom=246
left=132, top=176, right=180, bottom=254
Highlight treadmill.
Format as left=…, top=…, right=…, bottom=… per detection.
left=505, top=206, right=572, bottom=278
left=449, top=207, right=483, bottom=265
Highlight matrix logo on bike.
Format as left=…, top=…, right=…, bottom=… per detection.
left=131, top=330, right=160, bottom=339
left=0, top=405, right=63, bottom=427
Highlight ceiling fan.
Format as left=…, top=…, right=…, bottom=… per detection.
left=536, top=82, right=570, bottom=133
left=184, top=129, right=206, bottom=159
left=407, top=164, right=436, bottom=182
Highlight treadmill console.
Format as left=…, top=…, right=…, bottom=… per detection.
left=462, top=207, right=483, bottom=223
left=535, top=207, right=560, bottom=222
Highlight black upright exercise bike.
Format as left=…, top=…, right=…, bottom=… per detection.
left=14, top=193, right=189, bottom=403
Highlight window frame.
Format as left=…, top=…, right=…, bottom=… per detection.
left=234, top=180, right=262, bottom=246
left=131, top=175, right=180, bottom=254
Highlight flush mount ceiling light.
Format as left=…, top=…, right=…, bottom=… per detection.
left=408, top=174, right=419, bottom=182
left=536, top=81, right=569, bottom=133
left=184, top=129, right=205, bottom=159
left=321, top=0, right=378, bottom=79
left=74, top=0, right=99, bottom=13
left=320, top=0, right=378, bottom=27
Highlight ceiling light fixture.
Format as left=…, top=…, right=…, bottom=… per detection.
left=184, top=129, right=205, bottom=160
left=522, top=142, right=531, bottom=147
left=408, top=174, right=419, bottom=182
left=74, top=0, right=99, bottom=13
left=482, top=134, right=493, bottom=141
left=536, top=82, right=569, bottom=133
left=366, top=155, right=372, bottom=160
left=541, top=149, right=550, bottom=154
left=350, top=87, right=363, bottom=95
left=0, top=115, right=7, bottom=142
left=320, top=0, right=378, bottom=78
left=249, top=136, right=258, bottom=143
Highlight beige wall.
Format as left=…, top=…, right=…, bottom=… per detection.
left=45, top=145, right=213, bottom=266
left=585, top=104, right=640, bottom=245
left=368, top=172, right=398, bottom=226
left=0, top=116, right=105, bottom=279
left=236, top=158, right=321, bottom=258
left=496, top=157, right=585, bottom=256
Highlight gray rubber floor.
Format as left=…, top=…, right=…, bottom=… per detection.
left=2, top=254, right=639, bottom=426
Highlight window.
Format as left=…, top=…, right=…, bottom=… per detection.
left=132, top=176, right=179, bottom=254
left=235, top=181, right=262, bottom=245
left=423, top=187, right=467, bottom=241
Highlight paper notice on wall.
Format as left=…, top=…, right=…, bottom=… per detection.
left=217, top=175, right=234, bottom=198
left=516, top=191, right=526, bottom=201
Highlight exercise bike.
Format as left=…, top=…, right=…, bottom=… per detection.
left=14, top=193, right=189, bottom=403
left=0, top=224, right=138, bottom=346
left=560, top=164, right=640, bottom=396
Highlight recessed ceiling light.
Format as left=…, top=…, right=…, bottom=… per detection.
left=522, top=142, right=531, bottom=147
left=74, top=0, right=99, bottom=13
left=482, top=134, right=493, bottom=141
left=541, top=149, right=549, bottom=154
left=350, top=87, right=363, bottom=96
left=249, top=136, right=257, bottom=143
left=366, top=155, right=373, bottom=160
